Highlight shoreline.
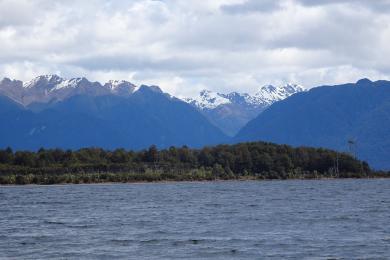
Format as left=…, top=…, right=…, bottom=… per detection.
left=1, top=176, right=388, bottom=186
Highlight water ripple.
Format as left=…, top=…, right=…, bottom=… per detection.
left=0, top=179, right=389, bottom=259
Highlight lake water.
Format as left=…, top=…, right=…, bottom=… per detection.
left=0, top=179, right=389, bottom=259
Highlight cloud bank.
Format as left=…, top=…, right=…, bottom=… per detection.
left=0, top=0, right=389, bottom=96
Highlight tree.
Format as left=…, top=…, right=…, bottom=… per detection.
left=145, top=145, right=159, bottom=163
left=0, top=147, right=14, bottom=164
left=14, top=151, right=35, bottom=167
left=111, top=148, right=128, bottom=163
left=212, top=163, right=225, bottom=178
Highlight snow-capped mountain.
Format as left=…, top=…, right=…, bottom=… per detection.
left=184, top=90, right=231, bottom=109
left=0, top=75, right=144, bottom=105
left=184, top=83, right=304, bottom=111
left=249, top=83, right=305, bottom=106
left=182, top=84, right=305, bottom=136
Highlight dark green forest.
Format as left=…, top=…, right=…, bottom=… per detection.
left=0, top=142, right=387, bottom=185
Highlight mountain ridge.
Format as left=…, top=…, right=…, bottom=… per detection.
left=182, top=83, right=305, bottom=109
left=0, top=75, right=164, bottom=106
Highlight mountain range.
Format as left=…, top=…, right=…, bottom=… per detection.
left=0, top=75, right=227, bottom=150
left=0, top=75, right=302, bottom=138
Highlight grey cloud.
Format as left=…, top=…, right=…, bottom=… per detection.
left=71, top=55, right=208, bottom=72
left=0, top=0, right=390, bottom=97
left=221, top=0, right=283, bottom=14
left=0, top=0, right=41, bottom=27
left=267, top=8, right=378, bottom=55
left=296, top=0, right=390, bottom=11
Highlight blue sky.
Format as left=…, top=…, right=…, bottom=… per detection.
left=0, top=0, right=389, bottom=97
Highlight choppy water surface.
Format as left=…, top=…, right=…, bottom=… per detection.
left=0, top=179, right=389, bottom=259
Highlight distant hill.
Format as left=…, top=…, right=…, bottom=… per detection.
left=236, top=79, right=390, bottom=170
left=0, top=78, right=227, bottom=150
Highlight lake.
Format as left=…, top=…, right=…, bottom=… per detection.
left=1, top=179, right=389, bottom=259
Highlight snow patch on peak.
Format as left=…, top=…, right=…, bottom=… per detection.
left=184, top=89, right=231, bottom=109
left=251, top=83, right=304, bottom=105
left=22, top=76, right=97, bottom=92
left=105, top=80, right=137, bottom=95
left=23, top=74, right=63, bottom=88
left=106, top=80, right=132, bottom=89
left=183, top=83, right=304, bottom=110
left=281, top=83, right=305, bottom=94
left=51, top=78, right=84, bottom=91
left=221, top=92, right=253, bottom=106
left=260, top=84, right=277, bottom=92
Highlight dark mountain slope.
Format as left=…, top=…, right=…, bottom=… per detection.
left=0, top=86, right=227, bottom=150
left=236, top=79, right=390, bottom=169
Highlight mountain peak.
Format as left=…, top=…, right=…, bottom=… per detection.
left=137, top=85, right=164, bottom=94
left=260, top=84, right=277, bottom=92
left=1, top=77, right=11, bottom=84
left=200, top=89, right=212, bottom=95
left=38, top=74, right=63, bottom=81
left=356, top=78, right=372, bottom=86
left=104, top=80, right=136, bottom=95
left=283, top=83, right=305, bottom=92
left=51, top=77, right=88, bottom=91
left=106, top=80, right=130, bottom=88
left=23, top=74, right=64, bottom=88
left=184, top=89, right=231, bottom=109
left=251, top=83, right=304, bottom=105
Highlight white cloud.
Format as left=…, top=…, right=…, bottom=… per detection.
left=0, top=0, right=389, bottom=97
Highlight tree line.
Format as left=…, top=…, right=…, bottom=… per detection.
left=0, top=142, right=387, bottom=184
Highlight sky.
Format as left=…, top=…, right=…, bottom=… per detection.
left=0, top=0, right=390, bottom=97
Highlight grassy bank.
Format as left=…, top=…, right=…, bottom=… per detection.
left=1, top=169, right=388, bottom=185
